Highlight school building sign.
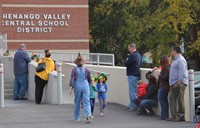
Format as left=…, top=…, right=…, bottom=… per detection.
left=0, top=0, right=89, bottom=51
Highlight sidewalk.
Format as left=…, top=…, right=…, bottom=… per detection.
left=0, top=100, right=197, bottom=128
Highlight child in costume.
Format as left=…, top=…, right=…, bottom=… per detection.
left=68, top=53, right=92, bottom=123
left=96, top=73, right=108, bottom=117
left=137, top=80, right=147, bottom=100
left=31, top=52, right=40, bottom=62
left=90, top=77, right=97, bottom=118
left=3, top=50, right=11, bottom=56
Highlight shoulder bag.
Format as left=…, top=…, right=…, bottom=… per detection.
left=36, top=59, right=46, bottom=72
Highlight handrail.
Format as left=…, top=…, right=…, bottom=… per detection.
left=11, top=50, right=115, bottom=66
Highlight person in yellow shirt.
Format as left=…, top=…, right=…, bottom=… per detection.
left=35, top=49, right=55, bottom=104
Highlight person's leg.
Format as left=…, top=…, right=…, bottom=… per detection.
left=168, top=82, right=179, bottom=119
left=127, top=76, right=138, bottom=110
left=178, top=83, right=186, bottom=120
left=158, top=87, right=169, bottom=120
left=90, top=98, right=95, bottom=115
left=82, top=85, right=91, bottom=118
left=139, top=99, right=158, bottom=116
left=18, top=74, right=28, bottom=98
left=35, top=75, right=47, bottom=104
left=13, top=76, right=20, bottom=100
left=99, top=98, right=103, bottom=113
left=102, top=99, right=106, bottom=110
left=73, top=84, right=82, bottom=121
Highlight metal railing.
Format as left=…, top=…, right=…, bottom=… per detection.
left=194, top=71, right=200, bottom=83
left=11, top=50, right=115, bottom=66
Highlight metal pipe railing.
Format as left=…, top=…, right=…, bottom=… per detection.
left=0, top=63, right=4, bottom=108
left=189, top=69, right=195, bottom=122
left=56, top=62, right=62, bottom=105
left=10, top=50, right=115, bottom=66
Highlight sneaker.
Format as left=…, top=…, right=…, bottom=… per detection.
left=18, top=97, right=27, bottom=100
left=136, top=108, right=147, bottom=115
left=146, top=108, right=155, bottom=116
left=74, top=119, right=80, bottom=122
left=13, top=97, right=19, bottom=100
left=166, top=117, right=176, bottom=121
left=100, top=113, right=104, bottom=117
left=171, top=117, right=185, bottom=122
left=91, top=115, right=94, bottom=118
left=86, top=116, right=92, bottom=123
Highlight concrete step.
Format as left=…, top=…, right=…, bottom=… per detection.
left=4, top=85, right=13, bottom=90
left=4, top=94, right=13, bottom=99
left=4, top=89, right=13, bottom=94
left=4, top=81, right=13, bottom=99
left=4, top=80, right=13, bottom=85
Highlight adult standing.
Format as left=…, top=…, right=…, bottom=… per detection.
left=35, top=49, right=55, bottom=104
left=125, top=43, right=142, bottom=111
left=167, top=46, right=188, bottom=122
left=68, top=52, right=92, bottom=123
left=13, top=44, right=31, bottom=100
left=157, top=55, right=171, bottom=120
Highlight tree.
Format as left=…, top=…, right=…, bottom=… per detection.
left=89, top=0, right=200, bottom=69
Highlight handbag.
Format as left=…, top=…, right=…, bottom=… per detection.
left=36, top=59, right=46, bottom=72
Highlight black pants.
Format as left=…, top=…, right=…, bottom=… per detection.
left=35, top=75, right=48, bottom=104
left=90, top=98, right=95, bottom=115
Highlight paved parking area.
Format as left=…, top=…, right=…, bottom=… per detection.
left=0, top=100, right=197, bottom=128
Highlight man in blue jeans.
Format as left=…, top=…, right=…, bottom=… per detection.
left=13, top=44, right=31, bottom=100
left=125, top=43, right=142, bottom=111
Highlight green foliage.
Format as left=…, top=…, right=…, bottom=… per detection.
left=89, top=0, right=200, bottom=68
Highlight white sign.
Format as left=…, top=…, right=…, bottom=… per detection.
left=1, top=13, right=71, bottom=33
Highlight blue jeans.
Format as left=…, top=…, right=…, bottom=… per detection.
left=158, top=87, right=169, bottom=120
left=13, top=73, right=28, bottom=99
left=139, top=99, right=158, bottom=110
left=128, top=76, right=138, bottom=110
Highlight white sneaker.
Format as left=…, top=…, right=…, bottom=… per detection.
left=100, top=113, right=104, bottom=117
left=91, top=115, right=94, bottom=118
left=74, top=119, right=80, bottom=122
left=86, top=116, right=92, bottom=123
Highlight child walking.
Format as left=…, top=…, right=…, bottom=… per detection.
left=96, top=73, right=108, bottom=117
left=90, top=77, right=97, bottom=118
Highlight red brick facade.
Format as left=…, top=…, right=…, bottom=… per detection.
left=0, top=0, right=89, bottom=50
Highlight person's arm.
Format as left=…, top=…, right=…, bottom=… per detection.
left=159, top=67, right=170, bottom=80
left=96, top=84, right=102, bottom=93
left=68, top=86, right=74, bottom=95
left=68, top=68, right=77, bottom=95
left=86, top=68, right=91, bottom=83
left=51, top=60, right=55, bottom=71
left=140, top=84, right=157, bottom=100
left=104, top=83, right=108, bottom=92
left=92, top=85, right=96, bottom=91
left=125, top=54, right=134, bottom=67
left=178, top=59, right=187, bottom=84
left=23, top=52, right=31, bottom=63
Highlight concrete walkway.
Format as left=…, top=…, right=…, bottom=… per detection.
left=0, top=100, right=197, bottom=128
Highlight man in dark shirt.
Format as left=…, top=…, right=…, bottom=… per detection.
left=13, top=44, right=31, bottom=100
left=125, top=43, right=141, bottom=111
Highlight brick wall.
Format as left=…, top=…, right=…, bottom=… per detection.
left=0, top=0, right=89, bottom=50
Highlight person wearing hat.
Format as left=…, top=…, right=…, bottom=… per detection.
left=68, top=52, right=92, bottom=123
left=31, top=52, right=40, bottom=62
left=96, top=73, right=108, bottom=117
left=89, top=76, right=97, bottom=118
